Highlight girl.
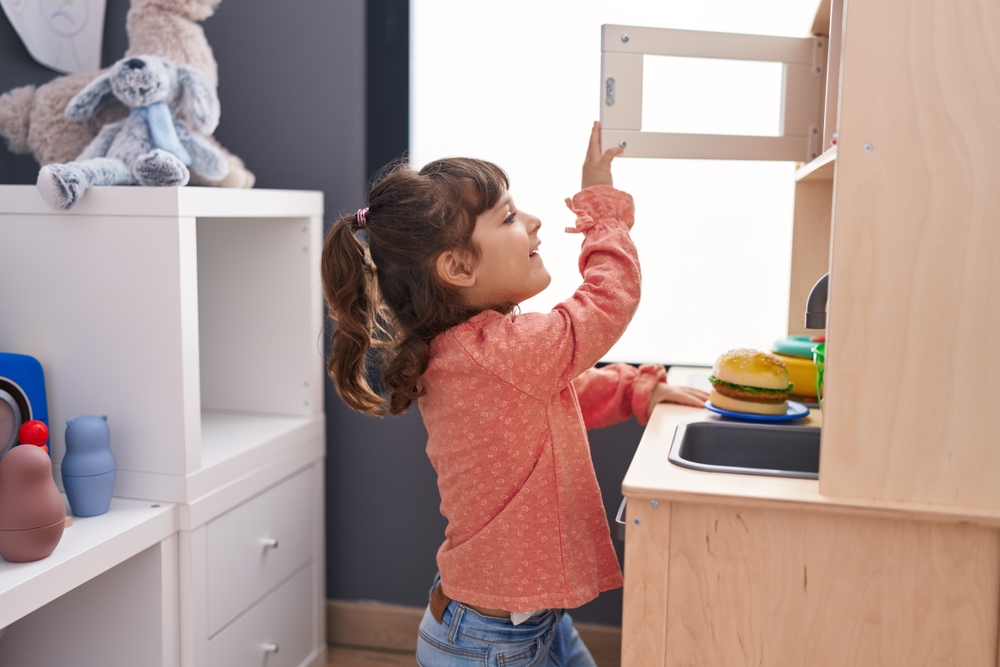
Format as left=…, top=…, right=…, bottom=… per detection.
left=322, top=122, right=708, bottom=666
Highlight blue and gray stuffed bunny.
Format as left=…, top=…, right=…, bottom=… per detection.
left=37, top=55, right=230, bottom=210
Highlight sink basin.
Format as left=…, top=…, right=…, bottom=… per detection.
left=668, top=421, right=820, bottom=479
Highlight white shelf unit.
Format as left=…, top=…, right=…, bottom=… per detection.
left=0, top=186, right=328, bottom=667
left=0, top=186, right=325, bottom=505
left=0, top=498, right=177, bottom=629
left=0, top=499, right=178, bottom=666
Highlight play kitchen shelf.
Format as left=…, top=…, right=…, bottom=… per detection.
left=0, top=186, right=327, bottom=667
left=610, top=0, right=1000, bottom=663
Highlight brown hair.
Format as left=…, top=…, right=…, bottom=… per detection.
left=321, top=157, right=511, bottom=416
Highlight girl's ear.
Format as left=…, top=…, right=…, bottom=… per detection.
left=65, top=72, right=114, bottom=121
left=435, top=249, right=476, bottom=288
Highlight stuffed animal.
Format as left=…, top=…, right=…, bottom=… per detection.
left=37, top=55, right=229, bottom=210
left=0, top=0, right=254, bottom=189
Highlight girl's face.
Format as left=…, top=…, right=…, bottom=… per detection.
left=466, top=191, right=551, bottom=308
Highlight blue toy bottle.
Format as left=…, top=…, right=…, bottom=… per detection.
left=62, top=416, right=116, bottom=517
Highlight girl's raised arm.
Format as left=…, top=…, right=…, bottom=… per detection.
left=447, top=126, right=640, bottom=399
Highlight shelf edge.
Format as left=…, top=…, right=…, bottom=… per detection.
left=795, top=146, right=837, bottom=182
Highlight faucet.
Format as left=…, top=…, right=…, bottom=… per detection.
left=805, top=273, right=829, bottom=329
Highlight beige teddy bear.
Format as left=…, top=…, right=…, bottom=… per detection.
left=0, top=0, right=254, bottom=189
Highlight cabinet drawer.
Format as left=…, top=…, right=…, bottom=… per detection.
left=207, top=468, right=313, bottom=635
left=207, top=564, right=315, bottom=667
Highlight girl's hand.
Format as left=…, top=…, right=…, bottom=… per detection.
left=647, top=382, right=710, bottom=417
left=582, top=121, right=625, bottom=190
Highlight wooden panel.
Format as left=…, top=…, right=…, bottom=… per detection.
left=665, top=503, right=1000, bottom=666
left=602, top=25, right=817, bottom=64
left=621, top=498, right=671, bottom=667
left=600, top=52, right=643, bottom=131
left=820, top=0, right=1000, bottom=507
left=821, top=0, right=843, bottom=152
left=327, top=646, right=414, bottom=666
left=602, top=130, right=809, bottom=161
left=572, top=622, right=621, bottom=667
left=794, top=146, right=836, bottom=182
left=780, top=62, right=825, bottom=161
left=811, top=0, right=831, bottom=36
left=601, top=26, right=822, bottom=162
left=787, top=179, right=833, bottom=336
left=327, top=600, right=422, bottom=653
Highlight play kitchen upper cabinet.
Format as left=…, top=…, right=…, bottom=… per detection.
left=604, top=0, right=1000, bottom=512
left=599, top=23, right=829, bottom=162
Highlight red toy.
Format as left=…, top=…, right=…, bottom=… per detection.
left=18, top=420, right=49, bottom=453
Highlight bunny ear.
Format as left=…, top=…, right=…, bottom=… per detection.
left=177, top=65, right=221, bottom=135
left=65, top=72, right=114, bottom=121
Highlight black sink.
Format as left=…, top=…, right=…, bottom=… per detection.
left=668, top=421, right=820, bottom=479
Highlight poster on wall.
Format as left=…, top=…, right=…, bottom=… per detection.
left=1, top=0, right=106, bottom=74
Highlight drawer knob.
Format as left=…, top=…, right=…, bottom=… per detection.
left=262, top=643, right=279, bottom=653
left=262, top=537, right=279, bottom=549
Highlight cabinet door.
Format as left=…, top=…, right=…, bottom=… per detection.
left=600, top=24, right=826, bottom=162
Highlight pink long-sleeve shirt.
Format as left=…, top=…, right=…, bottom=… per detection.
left=418, top=185, right=666, bottom=611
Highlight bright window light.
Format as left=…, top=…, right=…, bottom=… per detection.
left=411, top=0, right=821, bottom=366
left=641, top=56, right=784, bottom=136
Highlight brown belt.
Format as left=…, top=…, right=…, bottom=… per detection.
left=431, top=583, right=510, bottom=623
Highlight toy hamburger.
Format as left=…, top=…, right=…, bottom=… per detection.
left=708, top=348, right=793, bottom=415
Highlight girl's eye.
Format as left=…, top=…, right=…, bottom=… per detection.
left=504, top=211, right=516, bottom=224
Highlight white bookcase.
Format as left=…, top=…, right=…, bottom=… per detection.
left=0, top=185, right=327, bottom=667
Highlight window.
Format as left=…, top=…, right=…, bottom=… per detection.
left=411, top=0, right=821, bottom=365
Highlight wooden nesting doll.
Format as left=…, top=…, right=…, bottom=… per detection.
left=0, top=445, right=66, bottom=562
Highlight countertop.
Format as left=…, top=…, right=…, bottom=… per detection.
left=624, top=402, right=1000, bottom=528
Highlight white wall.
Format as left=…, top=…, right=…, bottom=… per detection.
left=411, top=0, right=821, bottom=365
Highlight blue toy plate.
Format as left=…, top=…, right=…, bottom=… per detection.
left=704, top=400, right=810, bottom=423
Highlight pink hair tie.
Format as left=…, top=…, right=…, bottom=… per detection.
left=356, top=207, right=369, bottom=229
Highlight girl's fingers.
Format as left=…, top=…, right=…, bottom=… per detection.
left=601, top=146, right=625, bottom=164
left=588, top=122, right=604, bottom=160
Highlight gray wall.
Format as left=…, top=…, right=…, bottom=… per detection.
left=0, top=0, right=644, bottom=628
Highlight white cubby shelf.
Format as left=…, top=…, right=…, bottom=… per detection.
left=0, top=186, right=326, bottom=506
left=0, top=498, right=177, bottom=630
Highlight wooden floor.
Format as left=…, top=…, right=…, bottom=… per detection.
left=327, top=646, right=416, bottom=666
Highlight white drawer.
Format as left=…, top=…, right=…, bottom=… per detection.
left=207, top=564, right=315, bottom=667
left=207, top=468, right=313, bottom=635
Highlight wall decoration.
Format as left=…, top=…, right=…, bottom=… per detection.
left=1, top=0, right=106, bottom=74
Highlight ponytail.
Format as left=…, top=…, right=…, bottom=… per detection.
left=382, top=336, right=430, bottom=415
left=321, top=157, right=511, bottom=417
left=321, top=214, right=392, bottom=415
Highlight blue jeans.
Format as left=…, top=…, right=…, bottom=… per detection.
left=415, top=575, right=598, bottom=667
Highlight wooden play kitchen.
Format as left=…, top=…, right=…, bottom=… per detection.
left=603, top=0, right=1000, bottom=664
